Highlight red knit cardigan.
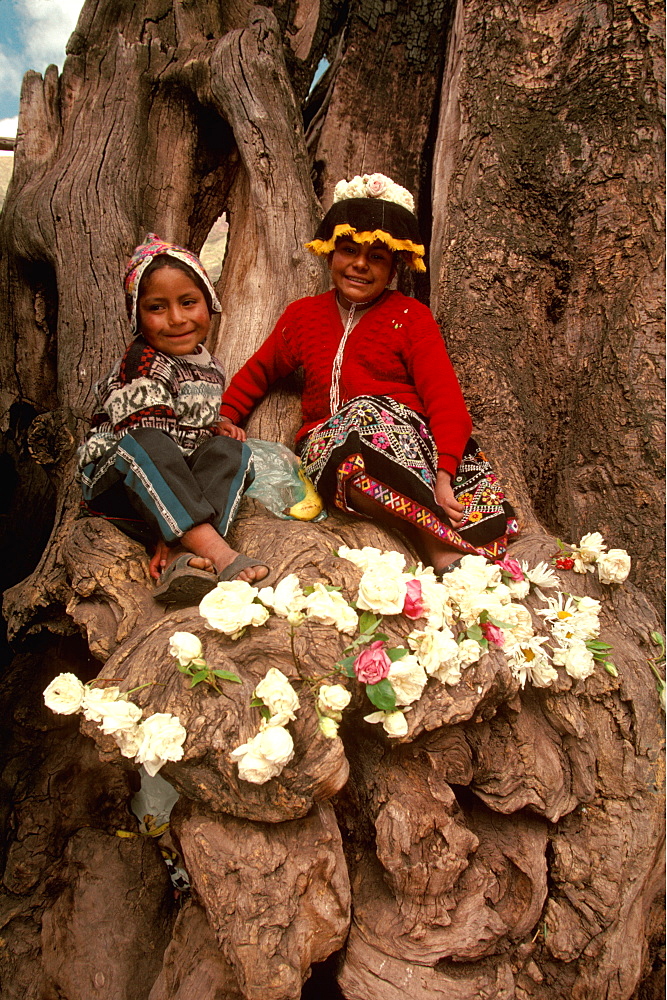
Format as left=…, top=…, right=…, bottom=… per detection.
left=219, top=289, right=472, bottom=477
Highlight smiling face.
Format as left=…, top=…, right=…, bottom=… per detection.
left=328, top=237, right=397, bottom=309
left=137, top=265, right=211, bottom=356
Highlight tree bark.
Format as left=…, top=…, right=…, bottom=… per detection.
left=0, top=2, right=663, bottom=999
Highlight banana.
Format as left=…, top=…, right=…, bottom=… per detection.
left=287, top=468, right=325, bottom=520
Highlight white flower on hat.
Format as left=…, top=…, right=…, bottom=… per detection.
left=596, top=549, right=631, bottom=584
left=43, top=673, right=86, bottom=715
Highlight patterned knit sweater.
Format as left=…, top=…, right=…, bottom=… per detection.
left=78, top=336, right=226, bottom=473
left=220, top=289, right=472, bottom=476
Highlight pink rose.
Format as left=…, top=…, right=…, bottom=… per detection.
left=481, top=622, right=505, bottom=647
left=354, top=640, right=391, bottom=684
left=495, top=557, right=524, bottom=582
left=402, top=579, right=425, bottom=620
left=365, top=173, right=388, bottom=197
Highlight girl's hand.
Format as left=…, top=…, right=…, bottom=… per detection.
left=213, top=418, right=247, bottom=441
left=435, top=470, right=465, bottom=528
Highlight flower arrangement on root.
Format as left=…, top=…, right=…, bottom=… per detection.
left=44, top=530, right=650, bottom=789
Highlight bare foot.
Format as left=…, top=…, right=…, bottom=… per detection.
left=150, top=541, right=216, bottom=581
left=179, top=524, right=269, bottom=585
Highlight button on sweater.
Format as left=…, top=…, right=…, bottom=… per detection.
left=219, top=289, right=472, bottom=477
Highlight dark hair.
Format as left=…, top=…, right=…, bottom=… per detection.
left=135, top=254, right=213, bottom=313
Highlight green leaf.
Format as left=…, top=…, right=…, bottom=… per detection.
left=189, top=669, right=209, bottom=688
left=359, top=612, right=382, bottom=634
left=586, top=640, right=614, bottom=651
left=603, top=661, right=619, bottom=677
left=556, top=538, right=568, bottom=551
left=324, top=584, right=342, bottom=592
left=250, top=695, right=265, bottom=708
left=374, top=632, right=389, bottom=642
left=176, top=662, right=193, bottom=675
left=335, top=656, right=356, bottom=678
left=487, top=615, right=512, bottom=629
left=302, top=585, right=315, bottom=596
left=212, top=670, right=242, bottom=683
left=387, top=647, right=409, bottom=662
left=259, top=706, right=271, bottom=721
left=467, top=624, right=485, bottom=643
left=365, top=679, right=396, bottom=712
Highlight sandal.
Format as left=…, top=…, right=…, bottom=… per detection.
left=153, top=553, right=218, bottom=605
left=218, top=553, right=270, bottom=583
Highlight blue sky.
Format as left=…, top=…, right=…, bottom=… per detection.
left=0, top=0, right=84, bottom=136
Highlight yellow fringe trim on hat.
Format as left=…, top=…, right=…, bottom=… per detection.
left=305, top=224, right=427, bottom=273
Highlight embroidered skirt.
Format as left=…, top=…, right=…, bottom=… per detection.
left=301, top=395, right=517, bottom=560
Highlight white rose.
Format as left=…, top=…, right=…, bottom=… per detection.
left=81, top=686, right=121, bottom=722
left=332, top=179, right=349, bottom=204
left=553, top=640, right=595, bottom=681
left=578, top=531, right=607, bottom=563
left=199, top=580, right=269, bottom=637
left=387, top=654, right=427, bottom=706
left=114, top=724, right=144, bottom=758
left=459, top=555, right=502, bottom=589
left=407, top=627, right=460, bottom=676
left=254, top=667, right=300, bottom=725
left=596, top=549, right=631, bottom=584
left=507, top=578, right=531, bottom=601
left=383, top=710, right=409, bottom=737
left=413, top=571, right=453, bottom=629
left=496, top=602, right=534, bottom=645
left=457, top=638, right=483, bottom=669
left=457, top=591, right=508, bottom=627
left=357, top=565, right=407, bottom=616
left=363, top=172, right=389, bottom=197
left=317, top=684, right=351, bottom=719
left=319, top=716, right=339, bottom=739
left=43, top=673, right=86, bottom=715
left=135, top=713, right=187, bottom=776
left=528, top=658, right=559, bottom=688
left=168, top=631, right=203, bottom=666
left=363, top=709, right=409, bottom=737
left=98, top=699, right=144, bottom=736
left=304, top=584, right=358, bottom=634
left=230, top=725, right=294, bottom=784
left=338, top=545, right=406, bottom=574
left=286, top=610, right=306, bottom=627
left=344, top=175, right=366, bottom=199
left=258, top=574, right=306, bottom=617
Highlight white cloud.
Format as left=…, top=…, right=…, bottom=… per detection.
left=0, top=117, right=18, bottom=137
left=20, top=0, right=85, bottom=72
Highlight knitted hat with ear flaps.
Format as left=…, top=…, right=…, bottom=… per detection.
left=124, top=233, right=222, bottom=336
left=305, top=174, right=426, bottom=272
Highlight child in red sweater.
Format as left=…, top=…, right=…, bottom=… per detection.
left=220, top=175, right=515, bottom=572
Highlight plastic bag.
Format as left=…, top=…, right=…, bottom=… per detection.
left=130, top=767, right=179, bottom=836
left=245, top=438, right=326, bottom=521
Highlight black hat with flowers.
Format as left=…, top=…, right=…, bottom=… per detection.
left=305, top=174, right=426, bottom=273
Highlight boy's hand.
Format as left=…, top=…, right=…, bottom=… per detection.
left=435, top=470, right=465, bottom=528
left=213, top=418, right=246, bottom=441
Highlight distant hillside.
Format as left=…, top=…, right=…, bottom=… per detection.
left=0, top=156, right=13, bottom=209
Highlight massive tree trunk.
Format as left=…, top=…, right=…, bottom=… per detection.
left=0, top=2, right=663, bottom=1000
